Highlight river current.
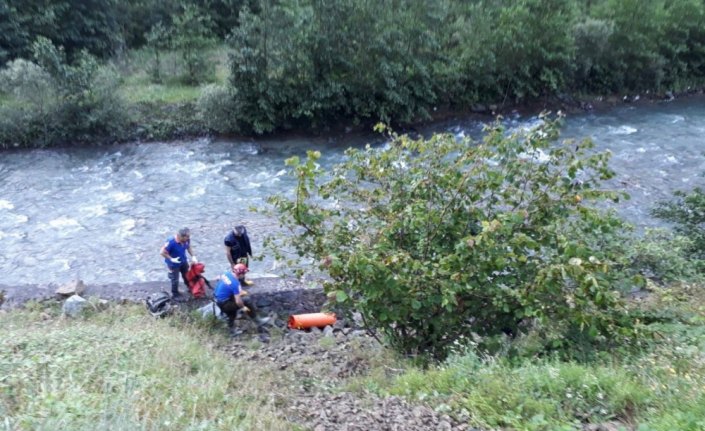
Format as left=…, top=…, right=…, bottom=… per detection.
left=1, top=97, right=704, bottom=285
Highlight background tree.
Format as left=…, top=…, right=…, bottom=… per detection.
left=171, top=3, right=216, bottom=85
left=116, top=0, right=180, bottom=49
left=145, top=22, right=170, bottom=83
left=194, top=0, right=258, bottom=39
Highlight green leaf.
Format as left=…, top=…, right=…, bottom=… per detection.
left=335, top=290, right=349, bottom=303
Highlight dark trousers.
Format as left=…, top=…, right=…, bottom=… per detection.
left=217, top=297, right=256, bottom=326
left=168, top=262, right=189, bottom=296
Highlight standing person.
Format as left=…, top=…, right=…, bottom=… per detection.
left=214, top=263, right=270, bottom=336
left=224, top=224, right=253, bottom=286
left=160, top=227, right=197, bottom=301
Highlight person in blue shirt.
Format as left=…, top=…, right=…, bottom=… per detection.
left=159, top=227, right=197, bottom=301
left=214, top=263, right=270, bottom=336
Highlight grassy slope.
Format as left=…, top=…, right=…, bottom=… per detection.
left=0, top=303, right=294, bottom=431
left=2, top=284, right=705, bottom=430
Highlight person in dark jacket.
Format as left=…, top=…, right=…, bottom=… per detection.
left=214, top=263, right=270, bottom=336
left=224, top=224, right=253, bottom=285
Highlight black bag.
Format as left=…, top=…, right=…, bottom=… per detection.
left=146, top=292, right=173, bottom=318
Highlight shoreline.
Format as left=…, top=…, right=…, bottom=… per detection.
left=0, top=276, right=319, bottom=310
left=3, top=89, right=703, bottom=151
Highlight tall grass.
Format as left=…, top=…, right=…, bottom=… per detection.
left=115, top=46, right=229, bottom=105
left=363, top=284, right=705, bottom=430
left=0, top=304, right=292, bottom=431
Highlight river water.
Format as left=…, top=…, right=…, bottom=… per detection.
left=1, top=97, right=704, bottom=286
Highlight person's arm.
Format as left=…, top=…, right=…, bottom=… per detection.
left=160, top=242, right=171, bottom=259
left=243, top=233, right=253, bottom=258
left=234, top=293, right=246, bottom=309
left=225, top=245, right=235, bottom=265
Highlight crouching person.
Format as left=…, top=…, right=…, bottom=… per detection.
left=214, top=263, right=270, bottom=337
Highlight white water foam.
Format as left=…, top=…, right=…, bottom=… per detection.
left=80, top=204, right=108, bottom=217
left=0, top=199, right=14, bottom=210
left=609, top=125, right=638, bottom=135
left=48, top=217, right=82, bottom=229
left=133, top=269, right=147, bottom=281
left=6, top=214, right=29, bottom=224
left=111, top=191, right=134, bottom=203
left=0, top=230, right=24, bottom=240
left=187, top=186, right=206, bottom=197
left=116, top=219, right=136, bottom=237
left=519, top=148, right=551, bottom=163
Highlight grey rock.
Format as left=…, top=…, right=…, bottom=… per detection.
left=62, top=294, right=88, bottom=317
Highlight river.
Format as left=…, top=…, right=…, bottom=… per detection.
left=1, top=97, right=704, bottom=286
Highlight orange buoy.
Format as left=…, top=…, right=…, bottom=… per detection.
left=288, top=312, right=337, bottom=330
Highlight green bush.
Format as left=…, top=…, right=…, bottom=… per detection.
left=196, top=84, right=241, bottom=134
left=0, top=37, right=129, bottom=148
left=653, top=187, right=705, bottom=259
left=266, top=114, right=636, bottom=359
left=624, top=228, right=704, bottom=283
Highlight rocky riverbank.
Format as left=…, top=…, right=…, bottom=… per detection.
left=0, top=276, right=325, bottom=312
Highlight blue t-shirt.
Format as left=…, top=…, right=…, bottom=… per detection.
left=163, top=236, right=189, bottom=268
left=214, top=271, right=241, bottom=303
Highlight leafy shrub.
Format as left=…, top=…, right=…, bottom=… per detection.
left=266, top=114, right=636, bottom=359
left=653, top=187, right=705, bottom=259
left=624, top=228, right=704, bottom=283
left=0, top=58, right=58, bottom=148
left=197, top=84, right=241, bottom=134
left=0, top=37, right=129, bottom=148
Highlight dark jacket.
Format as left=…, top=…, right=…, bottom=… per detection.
left=224, top=227, right=252, bottom=261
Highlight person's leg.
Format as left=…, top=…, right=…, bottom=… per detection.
left=217, top=300, right=242, bottom=335
left=168, top=267, right=180, bottom=297
left=179, top=262, right=189, bottom=290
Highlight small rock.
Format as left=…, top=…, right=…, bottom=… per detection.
left=56, top=280, right=86, bottom=296
left=62, top=294, right=88, bottom=317
left=323, top=325, right=335, bottom=338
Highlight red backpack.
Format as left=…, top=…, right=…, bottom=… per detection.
left=186, top=262, right=212, bottom=299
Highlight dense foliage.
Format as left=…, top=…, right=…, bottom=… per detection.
left=213, top=0, right=705, bottom=134
left=3, top=0, right=705, bottom=145
left=266, top=116, right=637, bottom=359
left=0, top=38, right=128, bottom=147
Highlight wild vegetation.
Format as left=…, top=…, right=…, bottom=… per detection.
left=2, top=0, right=705, bottom=429
left=2, top=281, right=704, bottom=430
left=2, top=118, right=704, bottom=429
left=2, top=0, right=705, bottom=147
